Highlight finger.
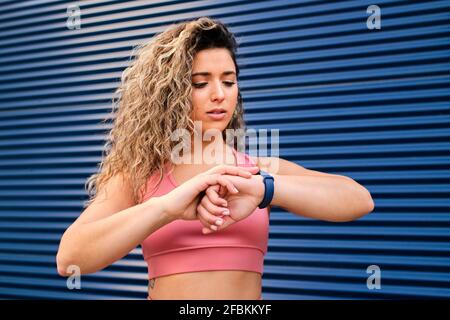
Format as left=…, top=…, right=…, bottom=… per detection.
left=197, top=204, right=223, bottom=230
left=216, top=175, right=239, bottom=194
left=197, top=209, right=217, bottom=233
left=208, top=184, right=228, bottom=200
left=205, top=187, right=228, bottom=207
left=199, top=205, right=235, bottom=234
left=230, top=165, right=260, bottom=178
left=205, top=184, right=221, bottom=197
left=207, top=213, right=236, bottom=233
left=196, top=174, right=238, bottom=194
left=208, top=165, right=259, bottom=178
left=218, top=185, right=227, bottom=198
left=200, top=192, right=230, bottom=217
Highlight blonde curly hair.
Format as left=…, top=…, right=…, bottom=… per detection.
left=83, top=17, right=247, bottom=208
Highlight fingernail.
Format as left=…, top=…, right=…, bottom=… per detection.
left=211, top=225, right=218, bottom=231
left=234, top=187, right=239, bottom=193
left=215, top=219, right=223, bottom=226
left=222, top=210, right=230, bottom=215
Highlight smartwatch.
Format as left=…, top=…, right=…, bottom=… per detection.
left=257, top=170, right=274, bottom=209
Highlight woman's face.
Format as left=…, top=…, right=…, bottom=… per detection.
left=190, top=48, right=238, bottom=135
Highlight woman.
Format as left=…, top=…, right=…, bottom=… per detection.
left=56, top=17, right=374, bottom=300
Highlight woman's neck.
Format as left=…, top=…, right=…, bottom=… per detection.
left=188, top=136, right=235, bottom=166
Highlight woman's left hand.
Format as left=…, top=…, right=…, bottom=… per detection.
left=196, top=174, right=265, bottom=234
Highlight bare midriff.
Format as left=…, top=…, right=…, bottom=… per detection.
left=148, top=270, right=262, bottom=300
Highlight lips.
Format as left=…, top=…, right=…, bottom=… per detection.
left=206, top=108, right=226, bottom=114
left=206, top=108, right=227, bottom=121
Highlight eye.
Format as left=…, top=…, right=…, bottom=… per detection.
left=192, top=82, right=236, bottom=88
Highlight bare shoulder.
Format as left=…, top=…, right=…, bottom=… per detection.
left=249, top=155, right=351, bottom=179
left=71, top=172, right=136, bottom=228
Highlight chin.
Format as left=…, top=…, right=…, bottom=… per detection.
left=203, top=124, right=227, bottom=134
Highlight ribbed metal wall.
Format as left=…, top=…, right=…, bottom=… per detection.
left=0, top=0, right=449, bottom=299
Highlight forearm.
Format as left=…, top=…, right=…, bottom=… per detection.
left=57, top=197, right=175, bottom=275
left=271, top=174, right=374, bottom=222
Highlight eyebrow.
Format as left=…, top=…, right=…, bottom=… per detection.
left=191, top=71, right=236, bottom=77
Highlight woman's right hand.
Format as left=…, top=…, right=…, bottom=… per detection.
left=158, top=165, right=260, bottom=221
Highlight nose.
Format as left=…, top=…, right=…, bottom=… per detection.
left=210, top=80, right=225, bottom=101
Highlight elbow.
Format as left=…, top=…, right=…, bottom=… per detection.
left=56, top=247, right=100, bottom=276
left=351, top=181, right=375, bottom=221
left=367, top=196, right=375, bottom=213
left=56, top=227, right=89, bottom=277
left=362, top=187, right=375, bottom=215
left=56, top=252, right=71, bottom=277
left=56, top=234, right=77, bottom=277
left=335, top=189, right=375, bottom=223
left=56, top=244, right=84, bottom=277
left=56, top=252, right=88, bottom=277
left=349, top=190, right=375, bottom=222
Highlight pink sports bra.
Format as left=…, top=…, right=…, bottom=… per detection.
left=139, top=148, right=270, bottom=280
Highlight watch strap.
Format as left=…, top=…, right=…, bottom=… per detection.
left=257, top=170, right=274, bottom=209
